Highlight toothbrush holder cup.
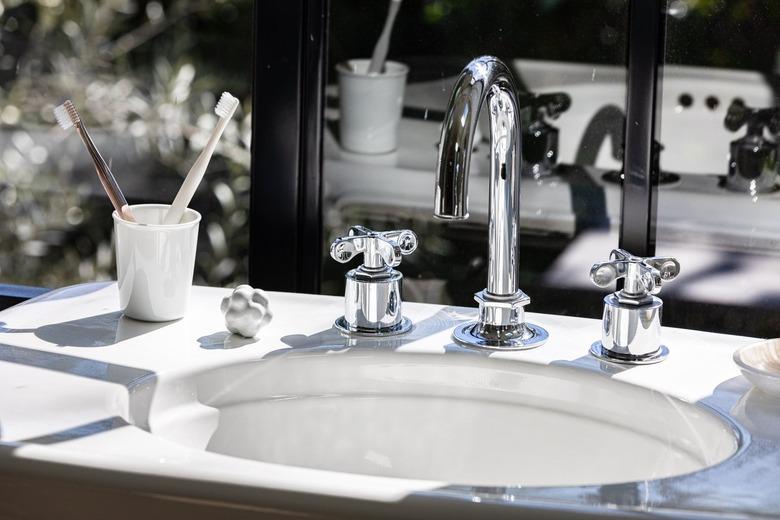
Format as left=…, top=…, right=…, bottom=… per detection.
left=113, top=204, right=201, bottom=322
left=337, top=59, right=409, bottom=154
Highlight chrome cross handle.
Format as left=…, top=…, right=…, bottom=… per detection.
left=590, top=249, right=680, bottom=302
left=330, top=226, right=418, bottom=337
left=330, top=226, right=417, bottom=269
left=589, top=249, right=681, bottom=365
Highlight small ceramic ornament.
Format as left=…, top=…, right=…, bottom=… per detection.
left=220, top=285, right=273, bottom=338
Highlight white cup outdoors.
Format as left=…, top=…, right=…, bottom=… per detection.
left=113, top=204, right=201, bottom=322
left=337, top=58, right=409, bottom=154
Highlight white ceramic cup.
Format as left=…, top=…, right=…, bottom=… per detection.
left=337, top=59, right=409, bottom=154
left=113, top=204, right=201, bottom=322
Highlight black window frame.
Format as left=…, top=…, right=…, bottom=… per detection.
left=249, top=0, right=328, bottom=293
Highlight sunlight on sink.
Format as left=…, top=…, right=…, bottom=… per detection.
left=130, top=351, right=740, bottom=487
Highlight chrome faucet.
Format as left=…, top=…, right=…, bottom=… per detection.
left=434, top=56, right=548, bottom=350
left=330, top=226, right=418, bottom=336
left=590, top=249, right=680, bottom=364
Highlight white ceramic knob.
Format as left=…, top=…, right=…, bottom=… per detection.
left=220, top=285, right=273, bottom=338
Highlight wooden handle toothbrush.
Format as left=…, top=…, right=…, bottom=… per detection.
left=163, top=92, right=239, bottom=225
left=54, top=100, right=136, bottom=222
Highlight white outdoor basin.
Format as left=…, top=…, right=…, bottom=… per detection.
left=130, top=351, right=739, bottom=488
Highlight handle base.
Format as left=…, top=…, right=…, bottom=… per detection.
left=589, top=293, right=666, bottom=364
left=334, top=316, right=412, bottom=337
left=590, top=341, right=668, bottom=365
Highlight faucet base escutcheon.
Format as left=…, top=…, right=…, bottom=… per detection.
left=452, top=289, right=548, bottom=350
left=335, top=316, right=413, bottom=337
left=453, top=322, right=548, bottom=350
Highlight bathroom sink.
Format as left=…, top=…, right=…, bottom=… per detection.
left=130, top=351, right=739, bottom=488
left=2, top=285, right=773, bottom=518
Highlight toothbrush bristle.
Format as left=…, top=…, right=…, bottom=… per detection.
left=214, top=92, right=239, bottom=119
left=53, top=100, right=80, bottom=130
left=53, top=103, right=72, bottom=130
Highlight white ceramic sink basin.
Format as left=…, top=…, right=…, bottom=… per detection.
left=130, top=351, right=739, bottom=488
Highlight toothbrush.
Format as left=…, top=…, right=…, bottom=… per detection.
left=367, top=0, right=402, bottom=74
left=54, top=100, right=136, bottom=222
left=163, top=92, right=239, bottom=224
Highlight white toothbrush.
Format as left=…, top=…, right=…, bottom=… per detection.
left=164, top=92, right=239, bottom=224
left=368, top=0, right=402, bottom=74
left=54, top=100, right=136, bottom=222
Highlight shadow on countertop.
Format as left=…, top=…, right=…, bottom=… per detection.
left=198, top=331, right=258, bottom=350
left=0, top=311, right=172, bottom=348
left=278, top=307, right=472, bottom=353
left=0, top=343, right=156, bottom=446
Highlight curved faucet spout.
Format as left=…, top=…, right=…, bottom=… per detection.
left=434, top=56, right=522, bottom=296
left=433, top=56, right=547, bottom=350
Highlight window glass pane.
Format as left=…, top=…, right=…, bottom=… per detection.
left=323, top=0, right=629, bottom=318
left=656, top=1, right=780, bottom=335
left=0, top=0, right=252, bottom=288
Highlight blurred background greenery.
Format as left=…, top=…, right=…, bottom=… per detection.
left=0, top=0, right=252, bottom=288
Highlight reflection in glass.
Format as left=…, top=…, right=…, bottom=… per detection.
left=323, top=0, right=629, bottom=318
left=655, top=1, right=780, bottom=336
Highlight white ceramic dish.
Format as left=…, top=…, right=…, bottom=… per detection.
left=733, top=339, right=780, bottom=397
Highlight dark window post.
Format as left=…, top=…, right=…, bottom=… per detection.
left=250, top=0, right=328, bottom=293
left=619, top=0, right=667, bottom=256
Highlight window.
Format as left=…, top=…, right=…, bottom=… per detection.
left=322, top=0, right=630, bottom=318
left=6, top=1, right=775, bottom=339
left=656, top=0, right=780, bottom=335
